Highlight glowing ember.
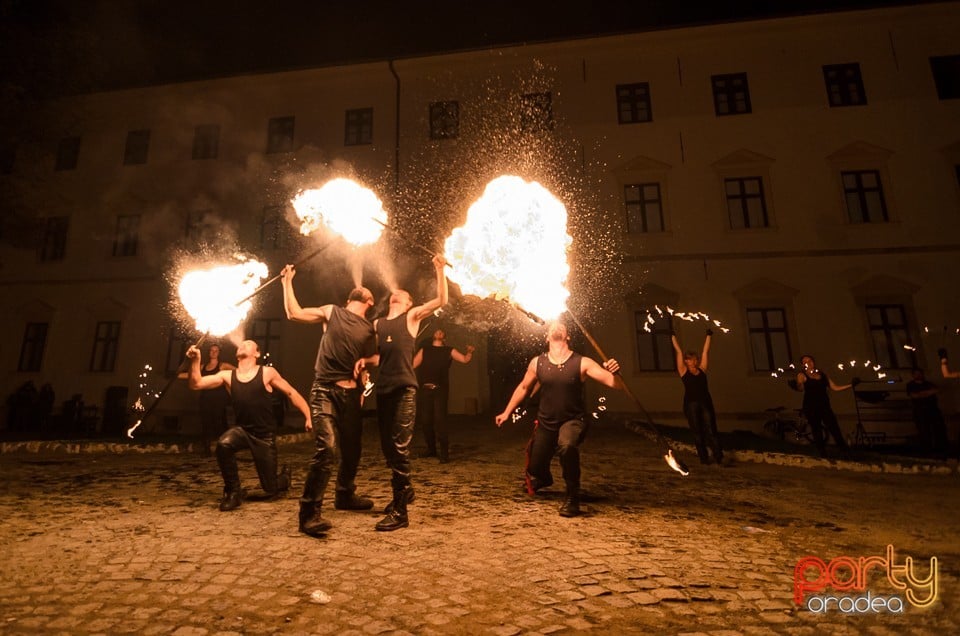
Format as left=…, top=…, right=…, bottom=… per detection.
left=444, top=175, right=571, bottom=321
left=291, top=178, right=387, bottom=246
left=178, top=258, right=268, bottom=335
left=664, top=450, right=689, bottom=476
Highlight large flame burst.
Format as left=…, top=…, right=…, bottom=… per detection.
left=177, top=258, right=269, bottom=335
left=444, top=176, right=571, bottom=321
left=291, top=178, right=387, bottom=246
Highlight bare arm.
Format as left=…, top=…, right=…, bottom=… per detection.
left=281, top=264, right=332, bottom=324
left=582, top=357, right=625, bottom=390
left=185, top=346, right=228, bottom=390
left=413, top=348, right=424, bottom=369
left=700, top=331, right=712, bottom=371
left=451, top=345, right=475, bottom=364
left=828, top=377, right=852, bottom=392
left=495, top=358, right=538, bottom=427
left=409, top=256, right=449, bottom=325
left=671, top=334, right=686, bottom=377
left=942, top=357, right=960, bottom=380
left=263, top=367, right=312, bottom=432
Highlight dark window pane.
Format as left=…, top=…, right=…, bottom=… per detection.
left=345, top=108, right=373, bottom=146
left=930, top=54, right=960, bottom=100
left=18, top=322, right=49, bottom=372
left=429, top=101, right=459, bottom=140
left=267, top=116, right=295, bottom=153
left=192, top=124, right=220, bottom=160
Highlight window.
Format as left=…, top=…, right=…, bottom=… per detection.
left=520, top=92, right=553, bottom=133
left=746, top=308, right=792, bottom=372
left=113, top=214, right=140, bottom=257
left=38, top=216, right=69, bottom=262
left=725, top=177, right=768, bottom=229
left=164, top=327, right=190, bottom=376
left=192, top=124, right=220, bottom=160
left=429, top=101, right=459, bottom=140
left=184, top=209, right=211, bottom=241
left=344, top=108, right=373, bottom=146
left=267, top=116, right=295, bottom=153
left=90, top=321, right=121, bottom=372
left=249, top=318, right=281, bottom=365
left=260, top=206, right=287, bottom=250
left=711, top=73, right=751, bottom=116
left=616, top=83, right=653, bottom=124
left=823, top=63, right=867, bottom=107
left=123, top=129, right=150, bottom=165
left=842, top=170, right=887, bottom=223
left=635, top=311, right=673, bottom=371
left=55, top=136, right=81, bottom=170
left=866, top=304, right=914, bottom=369
left=930, top=54, right=960, bottom=100
left=18, top=322, right=49, bottom=372
left=624, top=183, right=664, bottom=233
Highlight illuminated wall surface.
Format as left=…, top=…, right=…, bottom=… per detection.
left=1, top=4, right=958, bottom=433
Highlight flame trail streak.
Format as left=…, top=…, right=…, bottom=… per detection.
left=444, top=175, right=571, bottom=321
left=292, top=178, right=387, bottom=246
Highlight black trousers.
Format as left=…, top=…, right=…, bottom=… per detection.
left=805, top=406, right=848, bottom=455
left=216, top=426, right=280, bottom=494
left=302, top=383, right=364, bottom=503
left=377, top=387, right=416, bottom=496
left=684, top=401, right=723, bottom=463
left=417, top=385, right=449, bottom=456
left=526, top=419, right=587, bottom=495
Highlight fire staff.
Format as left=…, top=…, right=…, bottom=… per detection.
left=187, top=340, right=307, bottom=511
left=281, top=265, right=377, bottom=538
left=495, top=320, right=623, bottom=518
left=413, top=328, right=475, bottom=463
left=357, top=255, right=449, bottom=531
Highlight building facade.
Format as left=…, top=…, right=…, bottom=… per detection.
left=1, top=3, right=958, bottom=438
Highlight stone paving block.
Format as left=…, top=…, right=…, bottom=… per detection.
left=581, top=585, right=612, bottom=597
left=652, top=588, right=690, bottom=602
left=626, top=591, right=661, bottom=605
left=489, top=625, right=522, bottom=636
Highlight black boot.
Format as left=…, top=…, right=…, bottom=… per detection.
left=299, top=502, right=332, bottom=537
left=382, top=487, right=415, bottom=514
left=334, top=491, right=374, bottom=511
left=219, top=489, right=243, bottom=512
left=559, top=488, right=581, bottom=518
left=376, top=486, right=412, bottom=531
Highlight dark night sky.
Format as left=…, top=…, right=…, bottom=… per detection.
left=0, top=0, right=943, bottom=96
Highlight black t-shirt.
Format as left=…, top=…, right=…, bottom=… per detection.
left=418, top=345, right=453, bottom=387
left=535, top=352, right=584, bottom=429
left=376, top=313, right=417, bottom=394
left=314, top=305, right=376, bottom=385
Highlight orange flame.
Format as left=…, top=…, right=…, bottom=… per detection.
left=178, top=258, right=269, bottom=335
left=291, top=178, right=387, bottom=246
left=664, top=450, right=689, bottom=476
left=444, top=175, right=570, bottom=320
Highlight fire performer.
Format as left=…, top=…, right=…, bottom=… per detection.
left=494, top=320, right=624, bottom=517
left=357, top=255, right=449, bottom=531
left=179, top=343, right=235, bottom=457
left=186, top=341, right=306, bottom=511
left=281, top=265, right=377, bottom=537
left=790, top=354, right=855, bottom=457
left=671, top=329, right=724, bottom=465
left=413, top=328, right=475, bottom=463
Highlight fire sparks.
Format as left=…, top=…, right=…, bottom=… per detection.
left=444, top=175, right=571, bottom=321
left=291, top=178, right=387, bottom=246
left=641, top=306, right=730, bottom=334
left=178, top=257, right=269, bottom=336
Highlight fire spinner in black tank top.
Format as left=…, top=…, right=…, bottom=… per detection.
left=314, top=305, right=376, bottom=384
left=230, top=366, right=275, bottom=439
left=376, top=313, right=417, bottom=394
left=681, top=370, right=713, bottom=409
left=535, top=352, right=585, bottom=429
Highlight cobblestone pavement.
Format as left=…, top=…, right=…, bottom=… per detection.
left=1, top=416, right=957, bottom=635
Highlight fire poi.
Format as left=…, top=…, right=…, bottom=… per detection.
left=126, top=256, right=269, bottom=438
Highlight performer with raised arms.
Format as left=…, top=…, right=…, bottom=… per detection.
left=357, top=255, right=449, bottom=531
left=281, top=265, right=377, bottom=538
left=495, top=319, right=623, bottom=518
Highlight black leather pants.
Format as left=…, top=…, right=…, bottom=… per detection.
left=302, top=382, right=363, bottom=503
left=376, top=387, right=416, bottom=496
left=216, top=426, right=279, bottom=494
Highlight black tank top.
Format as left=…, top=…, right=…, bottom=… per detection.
left=230, top=366, right=275, bottom=438
left=314, top=305, right=376, bottom=384
left=802, top=372, right=831, bottom=411
left=535, top=352, right=585, bottom=429
left=376, top=313, right=417, bottom=394
left=681, top=369, right=713, bottom=408
left=418, top=346, right=453, bottom=387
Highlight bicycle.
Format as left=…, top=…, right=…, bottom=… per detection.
left=763, top=406, right=813, bottom=444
